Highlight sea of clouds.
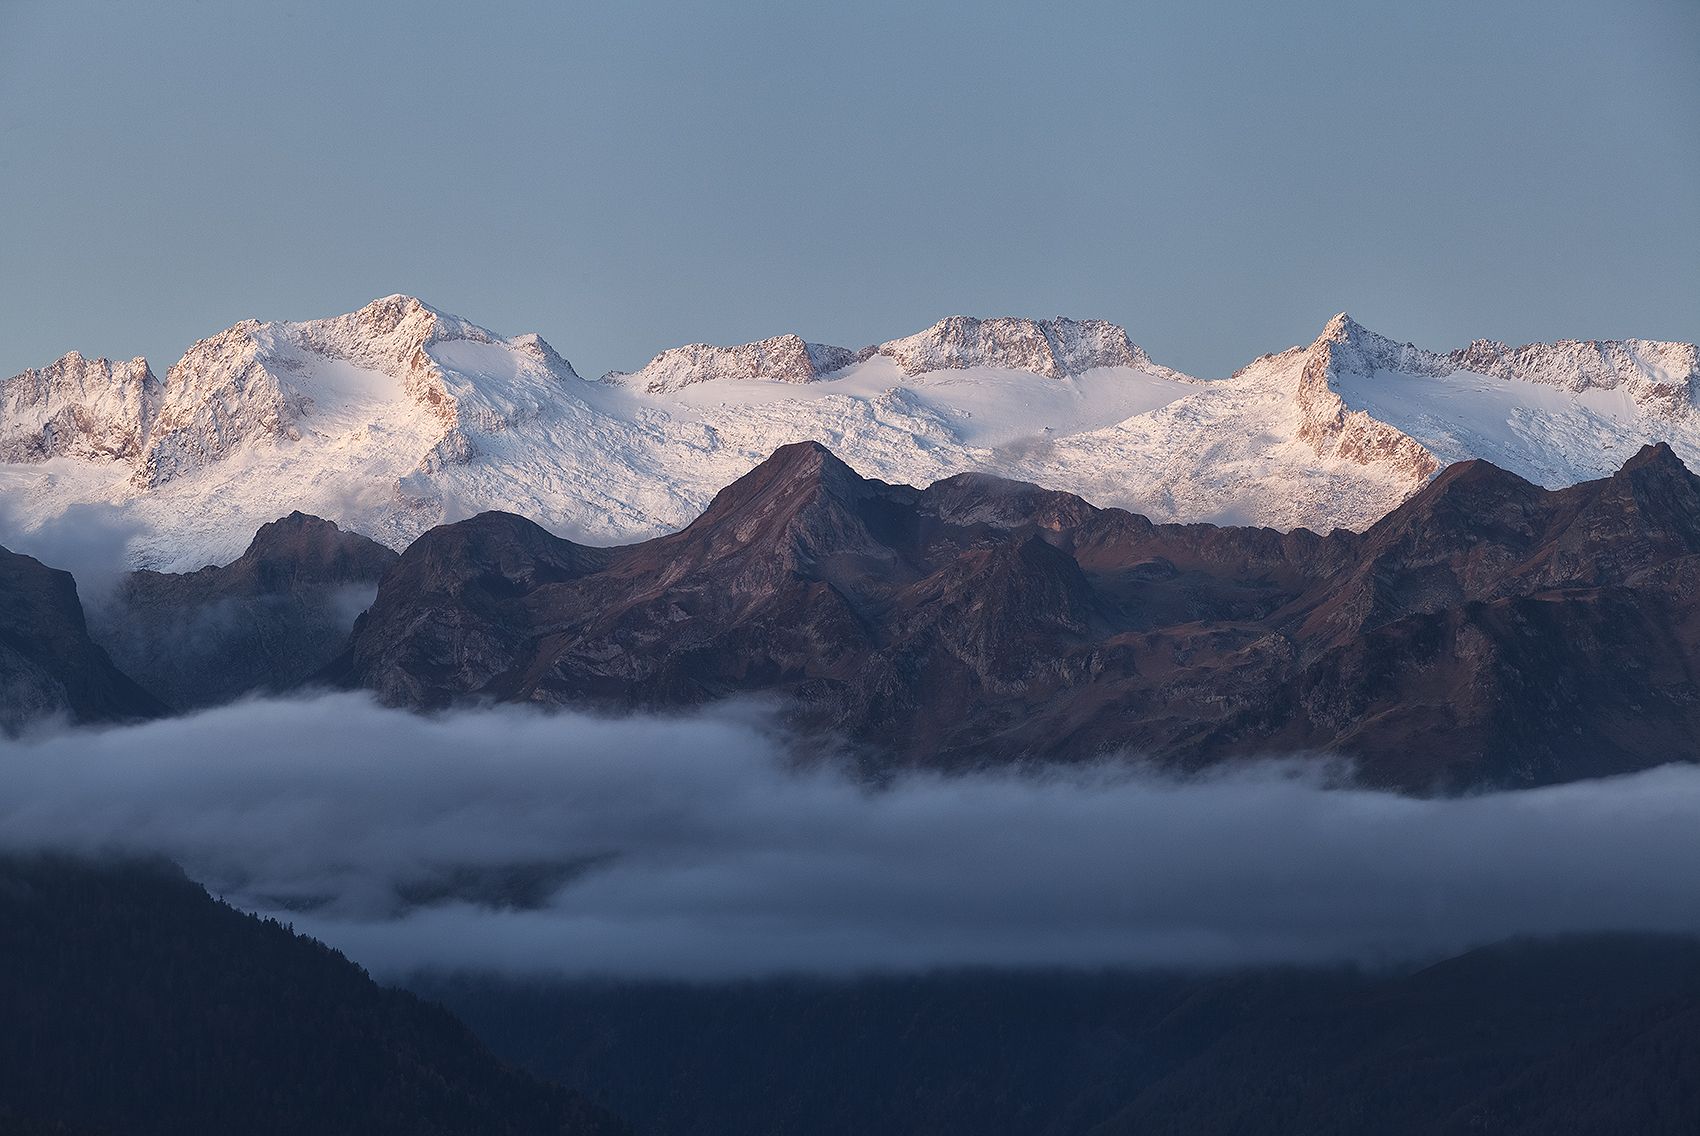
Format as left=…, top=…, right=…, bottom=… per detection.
left=4, top=693, right=1698, bottom=979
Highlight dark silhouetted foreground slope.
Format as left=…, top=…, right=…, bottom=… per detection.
left=0, top=855, right=626, bottom=1136
left=417, top=936, right=1700, bottom=1136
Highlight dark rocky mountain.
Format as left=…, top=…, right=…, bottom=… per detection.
left=1280, top=442, right=1700, bottom=786
left=0, top=853, right=627, bottom=1136
left=94, top=512, right=397, bottom=710
left=418, top=933, right=1700, bottom=1136
left=0, top=545, right=164, bottom=733
left=331, top=440, right=1700, bottom=790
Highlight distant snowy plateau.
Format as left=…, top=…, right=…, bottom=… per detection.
left=2, top=294, right=1696, bottom=570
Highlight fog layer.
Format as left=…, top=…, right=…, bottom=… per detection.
left=3, top=694, right=1697, bottom=979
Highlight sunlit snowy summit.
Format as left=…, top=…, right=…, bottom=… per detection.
left=1, top=294, right=1695, bottom=569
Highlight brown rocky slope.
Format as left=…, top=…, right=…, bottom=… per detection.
left=329, top=441, right=1700, bottom=791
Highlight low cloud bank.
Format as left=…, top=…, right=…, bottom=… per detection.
left=3, top=693, right=1698, bottom=979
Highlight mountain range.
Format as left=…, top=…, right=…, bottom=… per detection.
left=2, top=297, right=1695, bottom=571
left=8, top=435, right=1700, bottom=792
left=6, top=302, right=1700, bottom=1132
left=326, top=439, right=1700, bottom=790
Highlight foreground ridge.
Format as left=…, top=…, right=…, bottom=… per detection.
left=0, top=854, right=628, bottom=1135
left=326, top=439, right=1700, bottom=791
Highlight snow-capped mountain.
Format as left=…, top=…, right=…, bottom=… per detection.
left=0, top=295, right=1694, bottom=571
left=614, top=334, right=857, bottom=393
left=867, top=315, right=1188, bottom=381
left=610, top=315, right=1184, bottom=394
left=137, top=295, right=581, bottom=488
left=1447, top=337, right=1700, bottom=414
left=0, top=352, right=158, bottom=464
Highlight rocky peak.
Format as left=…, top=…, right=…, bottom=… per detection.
left=229, top=512, right=399, bottom=592
left=1616, top=440, right=1685, bottom=475
left=508, top=332, right=575, bottom=371
left=100, top=512, right=401, bottom=713
left=619, top=334, right=857, bottom=393
left=687, top=440, right=884, bottom=533
left=1309, top=312, right=1453, bottom=379
left=1311, top=445, right=1700, bottom=642
left=1298, top=457, right=1544, bottom=641
left=1447, top=336, right=1700, bottom=420
left=133, top=296, right=580, bottom=488
left=1292, top=314, right=1445, bottom=484
left=140, top=323, right=304, bottom=487
left=292, top=295, right=576, bottom=376
left=1366, top=458, right=1546, bottom=538
left=871, top=315, right=1163, bottom=379
left=0, top=351, right=159, bottom=463
left=327, top=293, right=447, bottom=349
left=1350, top=457, right=1546, bottom=572
left=382, top=511, right=610, bottom=600
left=643, top=440, right=919, bottom=593
left=1554, top=441, right=1700, bottom=567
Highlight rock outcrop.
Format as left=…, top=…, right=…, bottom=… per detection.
left=1293, top=313, right=1445, bottom=483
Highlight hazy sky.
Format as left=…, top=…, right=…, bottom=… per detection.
left=2, top=0, right=1695, bottom=381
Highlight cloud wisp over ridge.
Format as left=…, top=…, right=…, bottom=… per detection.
left=3, top=693, right=1698, bottom=979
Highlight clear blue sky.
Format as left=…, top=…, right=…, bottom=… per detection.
left=2, top=0, right=1695, bottom=381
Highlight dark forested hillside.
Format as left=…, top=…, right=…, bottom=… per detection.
left=415, top=936, right=1700, bottom=1136
left=0, top=855, right=626, bottom=1136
